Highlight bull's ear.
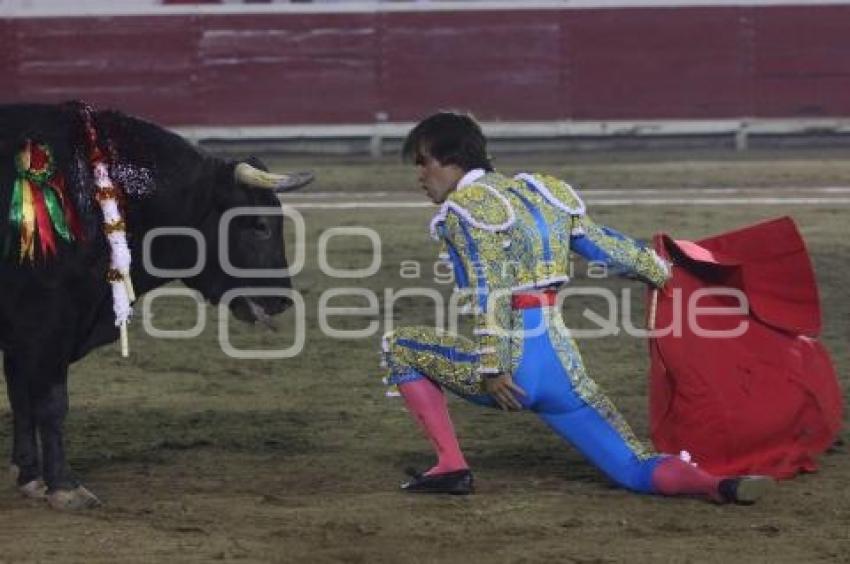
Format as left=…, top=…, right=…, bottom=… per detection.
left=234, top=161, right=314, bottom=193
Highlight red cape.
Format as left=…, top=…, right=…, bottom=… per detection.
left=649, top=216, right=843, bottom=478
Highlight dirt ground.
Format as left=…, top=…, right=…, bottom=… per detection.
left=0, top=149, right=847, bottom=563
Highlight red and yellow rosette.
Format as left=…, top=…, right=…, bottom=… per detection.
left=7, top=140, right=83, bottom=261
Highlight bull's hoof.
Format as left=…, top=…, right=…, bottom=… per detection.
left=10, top=465, right=47, bottom=499
left=19, top=479, right=48, bottom=500
left=47, top=486, right=102, bottom=511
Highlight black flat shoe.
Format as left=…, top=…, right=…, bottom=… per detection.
left=717, top=476, right=775, bottom=504
left=401, top=468, right=474, bottom=495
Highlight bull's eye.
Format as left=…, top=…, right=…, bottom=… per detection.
left=253, top=220, right=273, bottom=241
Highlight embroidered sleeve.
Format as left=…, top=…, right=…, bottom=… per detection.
left=570, top=214, right=671, bottom=287
left=441, top=211, right=513, bottom=378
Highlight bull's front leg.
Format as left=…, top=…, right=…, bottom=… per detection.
left=3, top=355, right=46, bottom=499
left=31, top=372, right=101, bottom=510
left=8, top=348, right=100, bottom=510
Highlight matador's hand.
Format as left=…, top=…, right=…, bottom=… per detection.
left=485, top=374, right=526, bottom=411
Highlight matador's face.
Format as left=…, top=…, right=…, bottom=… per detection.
left=414, top=148, right=465, bottom=204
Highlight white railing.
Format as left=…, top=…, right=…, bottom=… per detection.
left=173, top=117, right=850, bottom=155
left=4, top=0, right=850, bottom=18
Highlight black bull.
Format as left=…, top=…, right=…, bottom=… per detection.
left=0, top=103, right=312, bottom=508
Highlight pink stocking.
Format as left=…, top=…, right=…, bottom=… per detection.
left=652, top=456, right=723, bottom=501
left=398, top=378, right=469, bottom=476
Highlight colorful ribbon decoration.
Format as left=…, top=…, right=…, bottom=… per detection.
left=7, top=140, right=83, bottom=261
left=79, top=103, right=135, bottom=357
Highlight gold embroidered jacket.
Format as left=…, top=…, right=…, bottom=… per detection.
left=430, top=171, right=670, bottom=378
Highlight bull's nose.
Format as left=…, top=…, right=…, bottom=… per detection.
left=257, top=295, right=293, bottom=317
left=274, top=296, right=294, bottom=315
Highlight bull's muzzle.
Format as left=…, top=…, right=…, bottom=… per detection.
left=230, top=295, right=293, bottom=331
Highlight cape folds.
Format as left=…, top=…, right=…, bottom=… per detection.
left=648, top=216, right=843, bottom=479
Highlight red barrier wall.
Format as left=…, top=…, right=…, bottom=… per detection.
left=568, top=8, right=750, bottom=119
left=2, top=5, right=848, bottom=126
left=753, top=7, right=850, bottom=117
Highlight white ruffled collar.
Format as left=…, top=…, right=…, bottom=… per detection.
left=456, top=168, right=486, bottom=190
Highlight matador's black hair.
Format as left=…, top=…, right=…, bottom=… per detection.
left=402, top=111, right=494, bottom=172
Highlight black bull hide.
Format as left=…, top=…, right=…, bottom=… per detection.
left=0, top=102, right=310, bottom=496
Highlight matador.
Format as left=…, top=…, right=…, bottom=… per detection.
left=381, top=111, right=772, bottom=502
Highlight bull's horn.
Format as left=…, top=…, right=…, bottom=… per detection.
left=234, top=163, right=314, bottom=193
